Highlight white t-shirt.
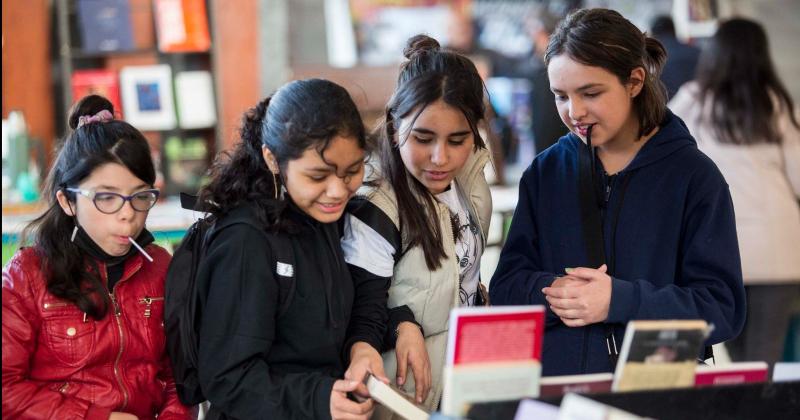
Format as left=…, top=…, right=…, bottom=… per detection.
left=436, top=184, right=482, bottom=307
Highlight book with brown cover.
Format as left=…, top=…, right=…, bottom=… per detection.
left=612, top=320, right=708, bottom=392
left=539, top=372, right=613, bottom=398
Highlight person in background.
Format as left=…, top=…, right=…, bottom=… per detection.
left=650, top=15, right=700, bottom=100
left=2, top=95, right=192, bottom=419
left=193, top=79, right=388, bottom=420
left=670, top=18, right=800, bottom=369
left=490, top=8, right=745, bottom=376
left=342, top=34, right=492, bottom=416
left=522, top=5, right=567, bottom=155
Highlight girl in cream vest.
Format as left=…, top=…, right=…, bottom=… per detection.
left=341, top=34, right=492, bottom=417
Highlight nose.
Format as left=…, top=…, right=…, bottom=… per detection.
left=326, top=177, right=349, bottom=200
left=568, top=97, right=587, bottom=121
left=431, top=141, right=449, bottom=167
left=117, top=199, right=136, bottom=221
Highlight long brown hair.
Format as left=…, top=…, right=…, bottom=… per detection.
left=378, top=34, right=486, bottom=270
left=695, top=18, right=799, bottom=145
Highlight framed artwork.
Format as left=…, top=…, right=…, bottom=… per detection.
left=119, top=64, right=177, bottom=131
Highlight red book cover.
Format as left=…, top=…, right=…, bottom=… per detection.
left=448, top=306, right=545, bottom=365
left=154, top=0, right=211, bottom=53
left=71, top=69, right=123, bottom=118
left=539, top=373, right=613, bottom=398
left=694, top=362, right=768, bottom=387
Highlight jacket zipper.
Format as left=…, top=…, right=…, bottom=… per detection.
left=58, top=382, right=70, bottom=394
left=137, top=296, right=164, bottom=318
left=109, top=291, right=129, bottom=409
left=42, top=302, right=69, bottom=310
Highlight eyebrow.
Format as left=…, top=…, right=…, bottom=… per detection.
left=306, top=157, right=365, bottom=173
left=411, top=127, right=471, bottom=138
left=94, top=183, right=149, bottom=192
left=551, top=83, right=605, bottom=94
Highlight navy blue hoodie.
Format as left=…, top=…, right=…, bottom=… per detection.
left=490, top=111, right=746, bottom=376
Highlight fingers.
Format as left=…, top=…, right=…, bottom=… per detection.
left=331, top=380, right=375, bottom=420
left=409, top=354, right=432, bottom=403
left=542, top=285, right=582, bottom=299
left=395, top=349, right=408, bottom=386
left=565, top=266, right=605, bottom=280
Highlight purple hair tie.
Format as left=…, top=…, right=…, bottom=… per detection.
left=77, top=109, right=114, bottom=128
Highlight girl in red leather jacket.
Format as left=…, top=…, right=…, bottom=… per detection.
left=2, top=95, right=193, bottom=420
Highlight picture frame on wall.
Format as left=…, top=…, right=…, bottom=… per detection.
left=120, top=64, right=177, bottom=131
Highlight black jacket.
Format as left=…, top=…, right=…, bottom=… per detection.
left=196, top=202, right=388, bottom=419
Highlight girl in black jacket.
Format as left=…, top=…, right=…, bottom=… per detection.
left=194, top=79, right=388, bottom=419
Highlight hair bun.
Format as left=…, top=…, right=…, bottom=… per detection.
left=68, top=94, right=115, bottom=130
left=403, top=34, right=441, bottom=60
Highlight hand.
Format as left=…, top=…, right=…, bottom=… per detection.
left=330, top=379, right=375, bottom=420
left=109, top=413, right=138, bottom=420
left=542, top=264, right=611, bottom=327
left=551, top=274, right=589, bottom=288
left=345, top=341, right=389, bottom=399
left=395, top=321, right=431, bottom=404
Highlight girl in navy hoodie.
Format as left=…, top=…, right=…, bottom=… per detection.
left=490, top=8, right=746, bottom=376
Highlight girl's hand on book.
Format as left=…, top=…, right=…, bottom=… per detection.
left=542, top=264, right=611, bottom=327
left=330, top=379, right=374, bottom=420
left=345, top=342, right=389, bottom=398
left=395, top=321, right=431, bottom=404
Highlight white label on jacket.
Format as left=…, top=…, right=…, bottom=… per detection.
left=276, top=262, right=294, bottom=277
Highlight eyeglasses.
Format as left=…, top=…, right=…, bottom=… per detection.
left=66, top=188, right=160, bottom=214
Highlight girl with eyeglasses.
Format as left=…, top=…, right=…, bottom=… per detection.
left=2, top=95, right=192, bottom=419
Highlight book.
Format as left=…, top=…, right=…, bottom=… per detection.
left=71, top=69, right=123, bottom=119
left=441, top=305, right=545, bottom=416
left=76, top=0, right=135, bottom=53
left=612, top=320, right=709, bottom=392
left=154, top=0, right=211, bottom=53
left=539, top=373, right=613, bottom=398
left=119, top=64, right=177, bottom=131
left=557, top=393, right=646, bottom=420
left=174, top=71, right=216, bottom=129
left=694, top=362, right=768, bottom=387
left=364, top=374, right=429, bottom=420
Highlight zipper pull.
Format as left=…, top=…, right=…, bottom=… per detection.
left=604, top=182, right=612, bottom=204
left=110, top=293, right=121, bottom=316
left=138, top=297, right=153, bottom=318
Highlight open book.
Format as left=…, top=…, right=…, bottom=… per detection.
left=365, top=374, right=429, bottom=420
left=612, top=319, right=709, bottom=392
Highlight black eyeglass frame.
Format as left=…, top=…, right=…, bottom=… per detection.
left=65, top=187, right=160, bottom=214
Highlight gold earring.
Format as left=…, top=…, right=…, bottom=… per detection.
left=271, top=171, right=278, bottom=200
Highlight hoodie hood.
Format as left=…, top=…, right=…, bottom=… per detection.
left=562, top=110, right=697, bottom=173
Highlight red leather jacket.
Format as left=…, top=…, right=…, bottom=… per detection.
left=2, top=246, right=193, bottom=420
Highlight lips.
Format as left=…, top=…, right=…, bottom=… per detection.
left=425, top=170, right=450, bottom=181
left=316, top=201, right=345, bottom=214
left=574, top=124, right=595, bottom=137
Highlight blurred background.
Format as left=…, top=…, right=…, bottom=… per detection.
left=3, top=0, right=799, bottom=362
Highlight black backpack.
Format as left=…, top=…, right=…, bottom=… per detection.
left=164, top=194, right=296, bottom=405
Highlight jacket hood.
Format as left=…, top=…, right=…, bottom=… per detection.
left=563, top=110, right=697, bottom=173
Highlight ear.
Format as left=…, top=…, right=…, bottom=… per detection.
left=261, top=146, right=279, bottom=174
left=56, top=189, right=75, bottom=216
left=628, top=66, right=646, bottom=98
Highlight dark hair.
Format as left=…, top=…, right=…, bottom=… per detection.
left=199, top=79, right=367, bottom=227
left=22, top=94, right=156, bottom=320
left=650, top=15, right=676, bottom=38
left=545, top=8, right=668, bottom=138
left=695, top=18, right=799, bottom=145
left=378, top=34, right=486, bottom=271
